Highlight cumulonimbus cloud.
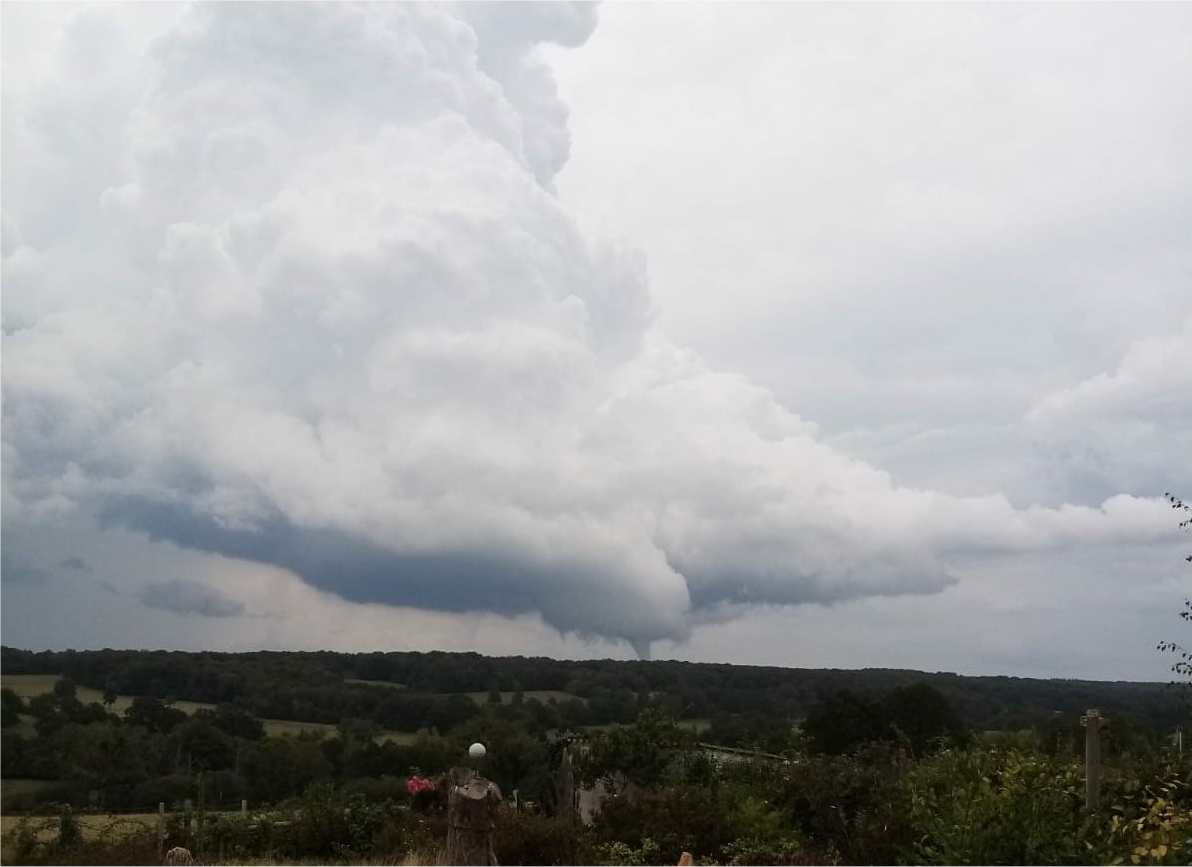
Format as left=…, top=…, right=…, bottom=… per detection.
left=0, top=2, right=1174, bottom=656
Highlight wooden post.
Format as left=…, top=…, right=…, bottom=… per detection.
left=184, top=798, right=193, bottom=847
left=157, top=802, right=165, bottom=857
left=241, top=798, right=248, bottom=817
left=1080, top=708, right=1108, bottom=810
left=554, top=746, right=577, bottom=861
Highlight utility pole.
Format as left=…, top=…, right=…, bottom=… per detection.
left=1080, top=708, right=1108, bottom=810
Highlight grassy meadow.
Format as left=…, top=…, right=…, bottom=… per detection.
left=0, top=811, right=158, bottom=841
left=0, top=674, right=420, bottom=744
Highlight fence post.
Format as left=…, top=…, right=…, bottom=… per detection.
left=183, top=798, right=193, bottom=847
left=241, top=798, right=248, bottom=817
left=157, top=802, right=165, bottom=857
left=1080, top=708, right=1108, bottom=810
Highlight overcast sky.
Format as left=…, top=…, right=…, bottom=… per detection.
left=2, top=2, right=1190, bottom=681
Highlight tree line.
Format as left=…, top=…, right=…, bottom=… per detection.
left=2, top=645, right=1185, bottom=738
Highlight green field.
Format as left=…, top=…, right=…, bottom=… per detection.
left=3, top=675, right=705, bottom=742
left=1, top=675, right=418, bottom=743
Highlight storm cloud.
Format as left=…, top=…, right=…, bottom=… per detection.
left=138, top=578, right=245, bottom=619
left=0, top=550, right=49, bottom=586
left=1, top=2, right=1181, bottom=657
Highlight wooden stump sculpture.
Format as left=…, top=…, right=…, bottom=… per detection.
left=446, top=767, right=502, bottom=866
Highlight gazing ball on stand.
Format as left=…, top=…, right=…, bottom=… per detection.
left=468, top=742, right=486, bottom=760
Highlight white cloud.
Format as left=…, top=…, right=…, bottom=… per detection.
left=2, top=2, right=1188, bottom=664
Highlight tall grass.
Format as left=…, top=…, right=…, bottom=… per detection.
left=205, top=849, right=448, bottom=863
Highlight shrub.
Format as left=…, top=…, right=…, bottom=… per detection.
left=592, top=784, right=739, bottom=864
left=773, top=742, right=913, bottom=865
left=281, top=783, right=385, bottom=860
left=591, top=837, right=661, bottom=866
left=55, top=805, right=81, bottom=851
left=493, top=808, right=575, bottom=865
left=905, top=746, right=1090, bottom=865
left=1090, top=771, right=1192, bottom=866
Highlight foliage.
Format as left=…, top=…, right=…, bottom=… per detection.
left=801, top=683, right=969, bottom=757
left=2, top=643, right=1191, bottom=865
left=1, top=687, right=25, bottom=728
left=493, top=807, right=575, bottom=865
left=1157, top=494, right=1191, bottom=693
left=123, top=695, right=187, bottom=734
left=905, top=746, right=1096, bottom=865
left=719, top=832, right=814, bottom=866
left=576, top=709, right=697, bottom=793
left=56, top=805, right=82, bottom=851
left=194, top=703, right=266, bottom=740
left=592, top=782, right=738, bottom=864
left=4, top=644, right=1185, bottom=740
left=280, top=784, right=385, bottom=860
left=773, top=741, right=912, bottom=865
left=1090, top=770, right=1192, bottom=866
left=0, top=815, right=160, bottom=867
left=590, top=836, right=661, bottom=866
left=450, top=704, right=552, bottom=801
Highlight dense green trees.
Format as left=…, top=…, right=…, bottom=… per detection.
left=0, top=688, right=23, bottom=728
left=124, top=696, right=187, bottom=734
left=577, top=709, right=698, bottom=794
left=801, top=683, right=969, bottom=757
left=3, top=701, right=1190, bottom=865
left=2, top=643, right=1182, bottom=825
left=1, top=645, right=1185, bottom=739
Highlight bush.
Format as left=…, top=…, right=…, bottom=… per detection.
left=0, top=815, right=159, bottom=867
left=342, top=774, right=411, bottom=803
left=376, top=809, right=449, bottom=862
left=281, top=783, right=385, bottom=860
left=773, top=742, right=912, bottom=864
left=1089, top=770, right=1192, bottom=866
left=592, top=784, right=739, bottom=864
left=55, top=805, right=81, bottom=851
left=0, top=780, right=88, bottom=813
left=131, top=773, right=194, bottom=808
left=0, top=817, right=56, bottom=865
left=494, top=808, right=575, bottom=865
left=905, top=746, right=1090, bottom=865
left=591, top=837, right=661, bottom=866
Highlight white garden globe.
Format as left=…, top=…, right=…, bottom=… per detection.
left=468, top=742, right=486, bottom=759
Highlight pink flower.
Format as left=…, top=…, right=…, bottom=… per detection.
left=406, top=776, right=435, bottom=796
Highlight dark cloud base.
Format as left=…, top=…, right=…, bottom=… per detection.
left=138, top=578, right=245, bottom=618
left=102, top=497, right=623, bottom=635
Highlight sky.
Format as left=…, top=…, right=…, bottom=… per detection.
left=2, top=2, right=1190, bottom=681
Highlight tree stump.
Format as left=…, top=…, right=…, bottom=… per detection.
left=446, top=767, right=502, bottom=866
